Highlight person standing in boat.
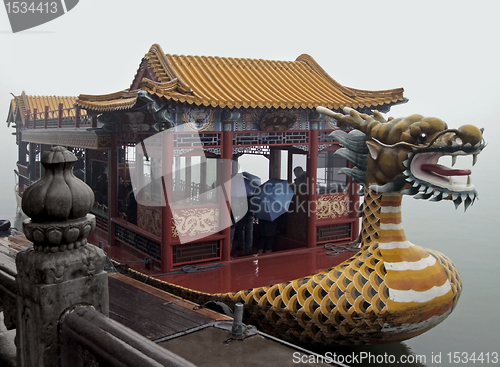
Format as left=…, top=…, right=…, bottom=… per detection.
left=126, top=189, right=138, bottom=225
left=293, top=166, right=307, bottom=184
left=235, top=196, right=255, bottom=256
left=292, top=166, right=307, bottom=195
left=257, top=218, right=278, bottom=255
left=95, top=169, right=108, bottom=206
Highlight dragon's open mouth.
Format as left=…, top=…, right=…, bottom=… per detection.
left=403, top=139, right=485, bottom=209
left=421, top=164, right=470, bottom=177
left=411, top=152, right=476, bottom=193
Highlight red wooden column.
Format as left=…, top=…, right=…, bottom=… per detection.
left=26, top=109, right=31, bottom=128
left=75, top=107, right=81, bottom=128
left=108, top=132, right=118, bottom=247
left=221, top=121, right=233, bottom=261
left=269, top=148, right=281, bottom=179
left=185, top=156, right=192, bottom=199
left=287, top=150, right=293, bottom=182
left=58, top=103, right=63, bottom=128
left=200, top=159, right=207, bottom=194
left=161, top=130, right=174, bottom=272
left=44, top=106, right=49, bottom=129
left=306, top=122, right=319, bottom=248
left=28, top=138, right=36, bottom=184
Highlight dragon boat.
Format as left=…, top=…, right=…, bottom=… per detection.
left=124, top=106, right=485, bottom=346
left=6, top=44, right=485, bottom=346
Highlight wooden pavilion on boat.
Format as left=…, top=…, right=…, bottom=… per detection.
left=7, top=44, right=407, bottom=272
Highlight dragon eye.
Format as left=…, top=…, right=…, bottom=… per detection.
left=417, top=133, right=427, bottom=143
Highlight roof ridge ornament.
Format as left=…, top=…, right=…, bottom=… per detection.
left=295, top=54, right=357, bottom=98
left=147, top=44, right=192, bottom=94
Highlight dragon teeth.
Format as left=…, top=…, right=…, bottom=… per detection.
left=430, top=191, right=443, bottom=202
left=464, top=196, right=473, bottom=211
left=467, top=176, right=471, bottom=186
left=452, top=155, right=457, bottom=167
left=473, top=154, right=478, bottom=166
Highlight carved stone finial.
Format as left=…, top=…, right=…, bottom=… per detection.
left=22, top=146, right=96, bottom=252
left=16, top=146, right=108, bottom=366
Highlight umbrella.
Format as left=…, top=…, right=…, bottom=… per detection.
left=250, top=178, right=293, bottom=221
left=232, top=172, right=261, bottom=197
left=230, top=172, right=261, bottom=223
left=242, top=172, right=261, bottom=196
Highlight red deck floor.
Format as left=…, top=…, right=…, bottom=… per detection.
left=89, top=233, right=356, bottom=294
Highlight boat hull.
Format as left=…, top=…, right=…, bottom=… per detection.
left=120, top=247, right=461, bottom=346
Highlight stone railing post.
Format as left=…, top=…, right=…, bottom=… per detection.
left=16, top=146, right=108, bottom=367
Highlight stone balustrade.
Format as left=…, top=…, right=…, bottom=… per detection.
left=0, top=146, right=196, bottom=367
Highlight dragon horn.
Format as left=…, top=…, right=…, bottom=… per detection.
left=316, top=106, right=345, bottom=120
left=316, top=106, right=383, bottom=135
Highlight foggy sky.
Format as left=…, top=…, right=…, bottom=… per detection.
left=1, top=0, right=500, bottom=357
left=2, top=0, right=498, bottom=232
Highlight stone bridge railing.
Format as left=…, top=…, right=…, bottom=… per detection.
left=0, top=252, right=17, bottom=331
left=0, top=146, right=196, bottom=367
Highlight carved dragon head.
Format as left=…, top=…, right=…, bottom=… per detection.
left=317, top=106, right=486, bottom=210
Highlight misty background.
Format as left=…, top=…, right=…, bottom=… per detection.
left=1, top=1, right=499, bottom=364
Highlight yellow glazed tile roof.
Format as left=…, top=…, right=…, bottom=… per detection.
left=10, top=92, right=85, bottom=124
left=77, top=44, right=405, bottom=112
left=77, top=91, right=139, bottom=112
left=26, top=95, right=84, bottom=116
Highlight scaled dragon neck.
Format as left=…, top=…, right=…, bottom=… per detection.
left=360, top=189, right=407, bottom=250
